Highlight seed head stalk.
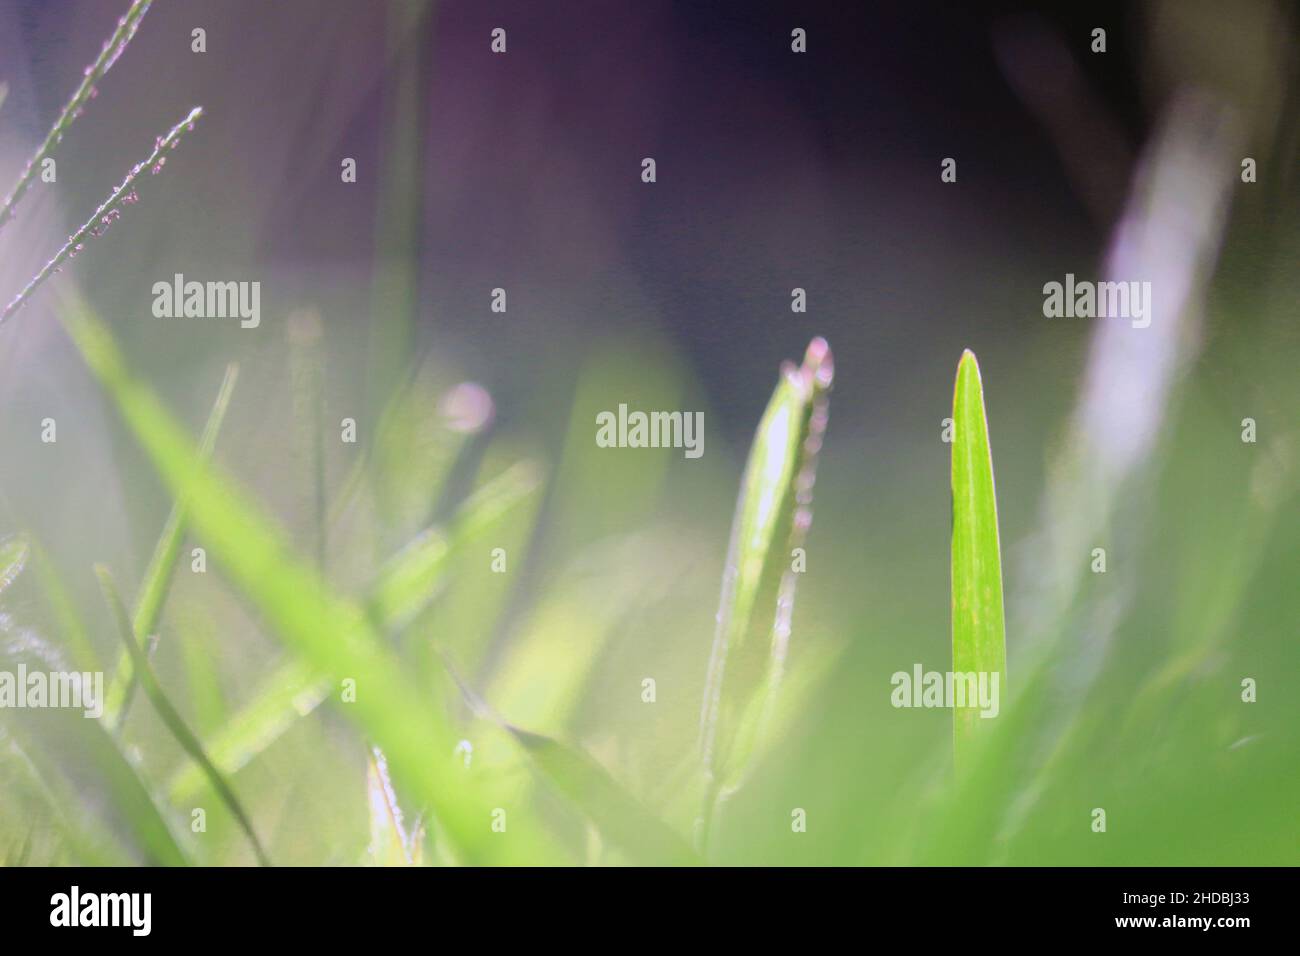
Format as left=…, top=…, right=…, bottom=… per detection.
left=0, top=0, right=153, bottom=230
left=0, top=106, right=203, bottom=325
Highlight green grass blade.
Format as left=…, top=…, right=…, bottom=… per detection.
left=167, top=657, right=326, bottom=803
left=96, top=565, right=270, bottom=866
left=698, top=338, right=832, bottom=844
left=367, top=459, right=540, bottom=630
left=950, top=349, right=1007, bottom=771
left=507, top=727, right=700, bottom=865
left=23, top=537, right=98, bottom=670
left=104, top=362, right=239, bottom=729
left=57, top=290, right=553, bottom=864
left=443, top=659, right=699, bottom=865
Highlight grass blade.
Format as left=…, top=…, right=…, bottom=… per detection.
left=0, top=0, right=152, bottom=230
left=365, top=747, right=422, bottom=865
left=367, top=459, right=540, bottom=630
left=507, top=727, right=700, bottom=866
left=698, top=338, right=832, bottom=846
left=96, top=565, right=270, bottom=866
left=104, top=362, right=239, bottom=729
left=167, top=657, right=326, bottom=803
left=444, top=659, right=699, bottom=865
left=950, top=349, right=1007, bottom=771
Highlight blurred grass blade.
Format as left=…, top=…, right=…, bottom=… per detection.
left=444, top=659, right=699, bottom=865
left=368, top=459, right=540, bottom=630
left=168, top=657, right=326, bottom=803
left=104, top=362, right=239, bottom=730
left=950, top=349, right=1007, bottom=771
left=0, top=534, right=28, bottom=596
left=57, top=290, right=553, bottom=864
left=698, top=338, right=832, bottom=845
left=97, top=565, right=270, bottom=866
left=0, top=631, right=189, bottom=865
left=508, top=727, right=700, bottom=866
left=366, top=747, right=421, bottom=865
left=24, top=537, right=98, bottom=670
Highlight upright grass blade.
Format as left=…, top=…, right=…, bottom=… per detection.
left=0, top=0, right=152, bottom=230
left=950, top=349, right=1007, bottom=771
left=2, top=106, right=203, bottom=324
left=365, top=0, right=433, bottom=432
left=698, top=338, right=832, bottom=848
left=104, top=363, right=240, bottom=730
left=96, top=566, right=270, bottom=866
left=57, top=290, right=554, bottom=865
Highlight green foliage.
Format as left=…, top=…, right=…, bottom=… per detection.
left=104, top=363, right=239, bottom=730
left=97, top=565, right=269, bottom=865
left=698, top=338, right=832, bottom=845
left=949, top=349, right=1006, bottom=771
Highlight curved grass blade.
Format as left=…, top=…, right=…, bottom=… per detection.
left=950, top=349, right=1007, bottom=772
left=0, top=0, right=152, bottom=230
left=508, top=727, right=700, bottom=866
left=104, top=362, right=239, bottom=730
left=96, top=565, right=271, bottom=866
left=698, top=338, right=832, bottom=847
left=443, top=657, right=700, bottom=866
